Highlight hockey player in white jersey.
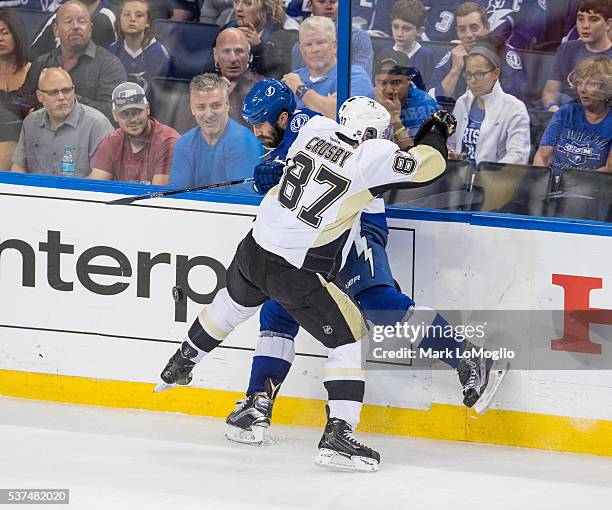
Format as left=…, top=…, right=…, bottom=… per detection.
left=158, top=96, right=455, bottom=472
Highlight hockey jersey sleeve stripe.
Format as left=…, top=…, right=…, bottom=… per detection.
left=407, top=144, right=447, bottom=183
left=368, top=144, right=446, bottom=197
left=312, top=189, right=374, bottom=248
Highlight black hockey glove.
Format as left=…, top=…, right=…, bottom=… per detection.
left=413, top=110, right=457, bottom=145
left=253, top=159, right=284, bottom=195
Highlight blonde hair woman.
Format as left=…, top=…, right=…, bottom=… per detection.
left=534, top=56, right=611, bottom=174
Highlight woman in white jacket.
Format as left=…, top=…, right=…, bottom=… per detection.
left=448, top=43, right=531, bottom=167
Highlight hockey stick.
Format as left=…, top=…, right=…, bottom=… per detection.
left=106, top=177, right=255, bottom=206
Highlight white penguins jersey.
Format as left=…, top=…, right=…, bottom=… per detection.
left=252, top=115, right=445, bottom=277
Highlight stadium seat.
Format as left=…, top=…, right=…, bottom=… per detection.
left=549, top=169, right=612, bottom=222
left=147, top=77, right=196, bottom=134
left=469, top=162, right=553, bottom=216
left=370, top=35, right=392, bottom=58
left=13, top=8, right=52, bottom=42
left=154, top=20, right=220, bottom=80
left=385, top=160, right=474, bottom=210
left=527, top=108, right=553, bottom=163
left=516, top=49, right=556, bottom=105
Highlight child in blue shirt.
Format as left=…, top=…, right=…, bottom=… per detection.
left=385, top=0, right=435, bottom=87
left=109, top=0, right=171, bottom=90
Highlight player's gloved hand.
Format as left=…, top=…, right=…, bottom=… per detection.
left=413, top=110, right=457, bottom=145
left=253, top=159, right=284, bottom=195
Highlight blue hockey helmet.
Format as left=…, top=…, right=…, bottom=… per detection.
left=242, top=79, right=297, bottom=126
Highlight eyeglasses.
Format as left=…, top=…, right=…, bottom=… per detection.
left=37, top=86, right=75, bottom=97
left=113, top=94, right=146, bottom=107
left=464, top=68, right=496, bottom=81
left=570, top=78, right=606, bottom=91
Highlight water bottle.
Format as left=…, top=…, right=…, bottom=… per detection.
left=60, top=145, right=75, bottom=177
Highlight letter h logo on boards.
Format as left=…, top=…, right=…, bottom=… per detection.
left=551, top=274, right=612, bottom=354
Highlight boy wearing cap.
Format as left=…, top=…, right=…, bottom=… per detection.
left=374, top=50, right=440, bottom=150
left=89, top=82, right=179, bottom=184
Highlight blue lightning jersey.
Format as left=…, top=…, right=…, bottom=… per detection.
left=266, top=108, right=320, bottom=164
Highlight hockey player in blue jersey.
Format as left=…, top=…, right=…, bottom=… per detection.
left=213, top=79, right=507, bottom=444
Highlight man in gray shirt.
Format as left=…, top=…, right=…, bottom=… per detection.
left=11, top=68, right=113, bottom=177
left=15, top=0, right=126, bottom=121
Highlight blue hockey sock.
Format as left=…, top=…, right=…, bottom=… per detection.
left=418, top=312, right=464, bottom=369
left=247, top=355, right=292, bottom=395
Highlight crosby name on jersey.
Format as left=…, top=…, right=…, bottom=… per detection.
left=253, top=115, right=445, bottom=278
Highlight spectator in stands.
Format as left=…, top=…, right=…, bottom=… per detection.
left=198, top=0, right=234, bottom=25
left=16, top=0, right=127, bottom=121
left=374, top=50, right=439, bottom=150
left=214, top=27, right=262, bottom=127
left=422, top=0, right=547, bottom=49
left=0, top=1, right=59, bottom=9
left=31, top=0, right=118, bottom=60
left=542, top=0, right=611, bottom=112
left=534, top=56, right=611, bottom=174
left=227, top=0, right=298, bottom=80
left=169, top=73, right=263, bottom=187
left=479, top=0, right=548, bottom=50
left=0, top=9, right=30, bottom=109
left=283, top=16, right=373, bottom=119
left=290, top=0, right=373, bottom=76
left=109, top=0, right=171, bottom=90
left=109, top=0, right=196, bottom=20
left=421, top=0, right=461, bottom=42
left=11, top=67, right=113, bottom=175
left=0, top=103, right=20, bottom=170
left=448, top=43, right=530, bottom=167
left=286, top=0, right=395, bottom=35
left=89, top=82, right=178, bottom=183
left=384, top=0, right=434, bottom=87
left=429, top=2, right=526, bottom=101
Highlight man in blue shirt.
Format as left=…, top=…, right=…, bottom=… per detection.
left=169, top=73, right=263, bottom=188
left=290, top=0, right=374, bottom=76
left=374, top=50, right=440, bottom=149
left=282, top=16, right=374, bottom=119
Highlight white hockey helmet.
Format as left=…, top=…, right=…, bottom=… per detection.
left=338, top=96, right=391, bottom=143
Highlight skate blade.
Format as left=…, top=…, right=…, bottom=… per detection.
left=153, top=382, right=177, bottom=393
left=225, top=424, right=269, bottom=445
left=473, top=361, right=510, bottom=414
left=314, top=449, right=378, bottom=473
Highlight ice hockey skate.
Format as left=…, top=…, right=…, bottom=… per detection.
left=315, top=414, right=380, bottom=473
left=458, top=343, right=509, bottom=414
left=225, top=379, right=280, bottom=445
left=154, top=341, right=197, bottom=393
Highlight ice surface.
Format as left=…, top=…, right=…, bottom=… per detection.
left=1, top=397, right=611, bottom=510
